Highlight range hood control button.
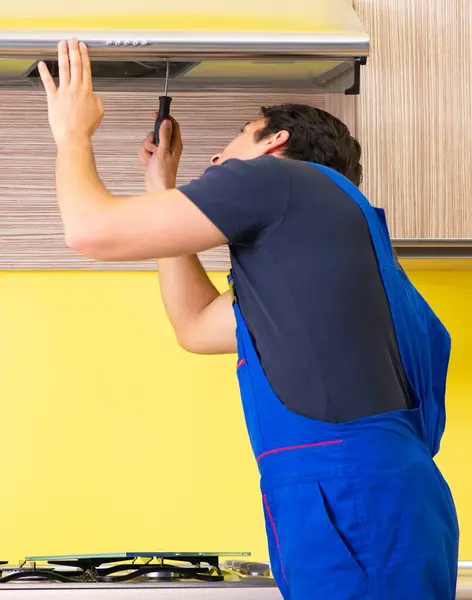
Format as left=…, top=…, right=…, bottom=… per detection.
left=105, top=39, right=146, bottom=46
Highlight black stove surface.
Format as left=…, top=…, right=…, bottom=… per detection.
left=0, top=552, right=276, bottom=588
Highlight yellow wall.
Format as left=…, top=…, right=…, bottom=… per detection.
left=0, top=268, right=471, bottom=564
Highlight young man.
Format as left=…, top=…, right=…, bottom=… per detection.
left=39, top=40, right=459, bottom=599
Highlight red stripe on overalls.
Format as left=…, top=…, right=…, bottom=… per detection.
left=257, top=439, right=343, bottom=462
left=263, top=493, right=289, bottom=587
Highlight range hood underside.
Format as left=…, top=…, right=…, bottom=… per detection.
left=0, top=31, right=368, bottom=93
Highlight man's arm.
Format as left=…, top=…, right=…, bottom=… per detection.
left=39, top=39, right=228, bottom=262
left=136, top=131, right=237, bottom=354
left=159, top=256, right=236, bottom=354
left=61, top=140, right=236, bottom=350
left=55, top=139, right=227, bottom=261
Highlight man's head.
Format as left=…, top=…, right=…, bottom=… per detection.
left=211, top=104, right=362, bottom=186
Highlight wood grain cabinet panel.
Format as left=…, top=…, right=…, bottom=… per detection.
left=354, top=0, right=472, bottom=239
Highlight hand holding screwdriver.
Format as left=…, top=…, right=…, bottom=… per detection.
left=139, top=116, right=183, bottom=193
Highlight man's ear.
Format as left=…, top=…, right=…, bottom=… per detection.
left=261, top=129, right=290, bottom=154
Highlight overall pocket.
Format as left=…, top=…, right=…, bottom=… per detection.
left=262, top=477, right=369, bottom=600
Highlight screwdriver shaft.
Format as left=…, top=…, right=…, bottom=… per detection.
left=164, top=58, right=169, bottom=96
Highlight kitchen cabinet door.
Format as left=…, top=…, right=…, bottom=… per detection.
left=353, top=0, right=472, bottom=239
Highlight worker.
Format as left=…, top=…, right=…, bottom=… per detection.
left=38, top=39, right=459, bottom=599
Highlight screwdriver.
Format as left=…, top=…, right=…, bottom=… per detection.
left=153, top=58, right=172, bottom=145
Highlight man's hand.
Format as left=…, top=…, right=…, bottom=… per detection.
left=139, top=116, right=183, bottom=193
left=38, top=39, right=104, bottom=146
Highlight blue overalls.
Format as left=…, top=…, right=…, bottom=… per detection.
left=230, top=164, right=459, bottom=599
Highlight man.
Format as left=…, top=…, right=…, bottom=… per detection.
left=39, top=39, right=459, bottom=599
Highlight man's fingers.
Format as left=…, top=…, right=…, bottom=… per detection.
left=38, top=61, right=57, bottom=98
left=57, top=40, right=70, bottom=86
left=158, top=119, right=172, bottom=150
left=68, top=38, right=82, bottom=87
left=138, top=134, right=156, bottom=165
left=138, top=147, right=151, bottom=166
left=144, top=132, right=157, bottom=153
left=79, top=42, right=92, bottom=91
left=168, top=117, right=183, bottom=153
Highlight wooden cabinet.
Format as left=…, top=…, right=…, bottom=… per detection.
left=353, top=0, right=472, bottom=239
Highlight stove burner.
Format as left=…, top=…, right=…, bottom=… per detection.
left=0, top=566, right=83, bottom=584
left=146, top=571, right=180, bottom=580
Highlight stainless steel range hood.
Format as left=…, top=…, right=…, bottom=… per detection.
left=0, top=0, right=369, bottom=93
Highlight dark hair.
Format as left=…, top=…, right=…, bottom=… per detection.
left=254, top=104, right=363, bottom=186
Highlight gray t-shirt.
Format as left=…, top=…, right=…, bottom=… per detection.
left=179, top=155, right=411, bottom=423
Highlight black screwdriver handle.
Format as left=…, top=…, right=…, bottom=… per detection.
left=154, top=96, right=172, bottom=145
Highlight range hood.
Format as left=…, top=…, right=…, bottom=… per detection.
left=0, top=0, right=369, bottom=93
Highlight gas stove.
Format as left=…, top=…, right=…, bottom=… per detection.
left=4, top=556, right=472, bottom=600
left=0, top=552, right=280, bottom=597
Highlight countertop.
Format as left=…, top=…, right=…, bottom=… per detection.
left=2, top=574, right=472, bottom=598
left=0, top=582, right=283, bottom=599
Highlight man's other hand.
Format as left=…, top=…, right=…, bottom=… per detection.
left=139, top=116, right=183, bottom=193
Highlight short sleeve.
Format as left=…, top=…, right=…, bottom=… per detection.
left=178, top=155, right=289, bottom=245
